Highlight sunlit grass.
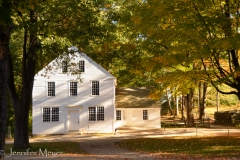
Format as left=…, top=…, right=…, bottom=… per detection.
left=5, top=142, right=87, bottom=154
left=118, top=136, right=240, bottom=156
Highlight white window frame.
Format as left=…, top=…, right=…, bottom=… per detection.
left=47, top=82, right=55, bottom=97
left=143, top=110, right=148, bottom=120
left=91, top=81, right=100, bottom=96
left=79, top=60, right=85, bottom=73
left=42, top=107, right=59, bottom=122
left=88, top=106, right=104, bottom=121
left=116, top=110, right=121, bottom=121
left=69, top=81, right=78, bottom=96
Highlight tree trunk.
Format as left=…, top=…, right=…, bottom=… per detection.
left=12, top=99, right=31, bottom=148
left=175, top=95, right=179, bottom=116
left=7, top=10, right=38, bottom=149
left=185, top=89, right=194, bottom=127
left=8, top=52, right=35, bottom=149
left=180, top=95, right=185, bottom=120
left=166, top=91, right=174, bottom=115
left=0, top=26, right=11, bottom=156
left=199, top=82, right=207, bottom=120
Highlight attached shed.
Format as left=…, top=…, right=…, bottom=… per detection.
left=115, top=87, right=161, bottom=129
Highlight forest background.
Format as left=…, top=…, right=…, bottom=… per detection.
left=1, top=0, right=240, bottom=151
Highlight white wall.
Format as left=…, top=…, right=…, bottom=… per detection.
left=32, top=53, right=116, bottom=134
left=115, top=108, right=161, bottom=129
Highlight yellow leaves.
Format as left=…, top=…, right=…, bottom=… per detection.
left=234, top=71, right=240, bottom=78
left=124, top=43, right=137, bottom=52
left=161, top=23, right=170, bottom=29
left=212, top=39, right=233, bottom=50
left=148, top=88, right=164, bottom=100
left=148, top=93, right=161, bottom=100
left=94, top=42, right=122, bottom=55
left=153, top=55, right=177, bottom=66
left=105, top=4, right=111, bottom=9
left=132, top=16, right=141, bottom=25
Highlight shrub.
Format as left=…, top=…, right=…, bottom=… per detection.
left=214, top=110, right=240, bottom=125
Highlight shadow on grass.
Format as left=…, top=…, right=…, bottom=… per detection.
left=5, top=142, right=88, bottom=154
left=118, top=136, right=240, bottom=156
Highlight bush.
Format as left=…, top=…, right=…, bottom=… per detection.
left=214, top=110, right=240, bottom=125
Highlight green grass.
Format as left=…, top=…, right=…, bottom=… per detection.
left=5, top=142, right=87, bottom=154
left=118, top=136, right=240, bottom=156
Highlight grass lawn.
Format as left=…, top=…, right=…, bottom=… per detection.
left=5, top=142, right=87, bottom=154
left=118, top=136, right=240, bottom=156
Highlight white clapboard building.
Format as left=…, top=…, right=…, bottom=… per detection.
left=32, top=47, right=116, bottom=134
left=32, top=47, right=161, bottom=135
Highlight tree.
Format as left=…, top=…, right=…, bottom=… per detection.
left=198, top=82, right=208, bottom=120
left=114, top=0, right=240, bottom=126
left=112, top=0, right=208, bottom=126
left=0, top=0, right=12, bottom=153
left=6, top=0, right=111, bottom=149
left=86, top=1, right=153, bottom=87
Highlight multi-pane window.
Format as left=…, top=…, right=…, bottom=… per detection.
left=62, top=61, right=68, bottom=73
left=116, top=110, right=121, bottom=121
left=143, top=110, right=148, bottom=120
left=91, top=81, right=99, bottom=95
left=97, top=107, right=104, bottom=121
left=47, top=82, right=55, bottom=96
left=52, top=107, right=59, bottom=122
left=43, top=107, right=59, bottom=122
left=43, top=108, right=51, bottom=122
left=69, top=82, right=78, bottom=96
left=79, top=60, right=85, bottom=72
left=89, top=107, right=96, bottom=121
left=88, top=106, right=104, bottom=121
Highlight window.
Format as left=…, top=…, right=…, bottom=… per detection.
left=88, top=106, right=104, bottom=121
left=97, top=107, right=104, bottom=121
left=88, top=107, right=96, bottom=121
left=79, top=60, right=85, bottom=72
left=91, top=81, right=99, bottom=95
left=143, top=110, right=148, bottom=120
left=116, top=110, right=121, bottom=120
left=43, top=108, right=50, bottom=122
left=47, top=82, right=55, bottom=96
left=69, top=82, right=77, bottom=96
left=62, top=61, right=68, bottom=73
left=52, top=107, right=59, bottom=122
left=43, top=107, right=59, bottom=122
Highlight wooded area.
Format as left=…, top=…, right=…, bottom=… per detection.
left=0, top=0, right=240, bottom=153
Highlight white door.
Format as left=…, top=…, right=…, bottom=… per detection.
left=69, top=110, right=79, bottom=131
left=123, top=110, right=132, bottom=127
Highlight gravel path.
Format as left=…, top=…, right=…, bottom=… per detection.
left=78, top=137, right=160, bottom=160
left=4, top=137, right=161, bottom=160
left=5, top=126, right=240, bottom=159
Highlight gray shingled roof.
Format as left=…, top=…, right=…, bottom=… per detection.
left=116, top=87, right=161, bottom=108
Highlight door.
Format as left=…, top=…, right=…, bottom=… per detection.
left=123, top=110, right=132, bottom=127
left=69, top=110, right=79, bottom=131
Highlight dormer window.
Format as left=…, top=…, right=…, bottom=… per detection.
left=62, top=61, right=68, bottom=73
left=79, top=60, right=85, bottom=73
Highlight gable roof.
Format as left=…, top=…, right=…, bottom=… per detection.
left=68, top=46, right=114, bottom=78
left=116, top=87, right=161, bottom=108
left=81, top=52, right=115, bottom=79
left=35, top=47, right=116, bottom=82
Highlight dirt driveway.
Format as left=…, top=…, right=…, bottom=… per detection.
left=5, top=126, right=240, bottom=160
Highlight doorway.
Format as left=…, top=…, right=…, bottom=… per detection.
left=123, top=110, right=132, bottom=127
left=69, top=110, right=79, bottom=131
